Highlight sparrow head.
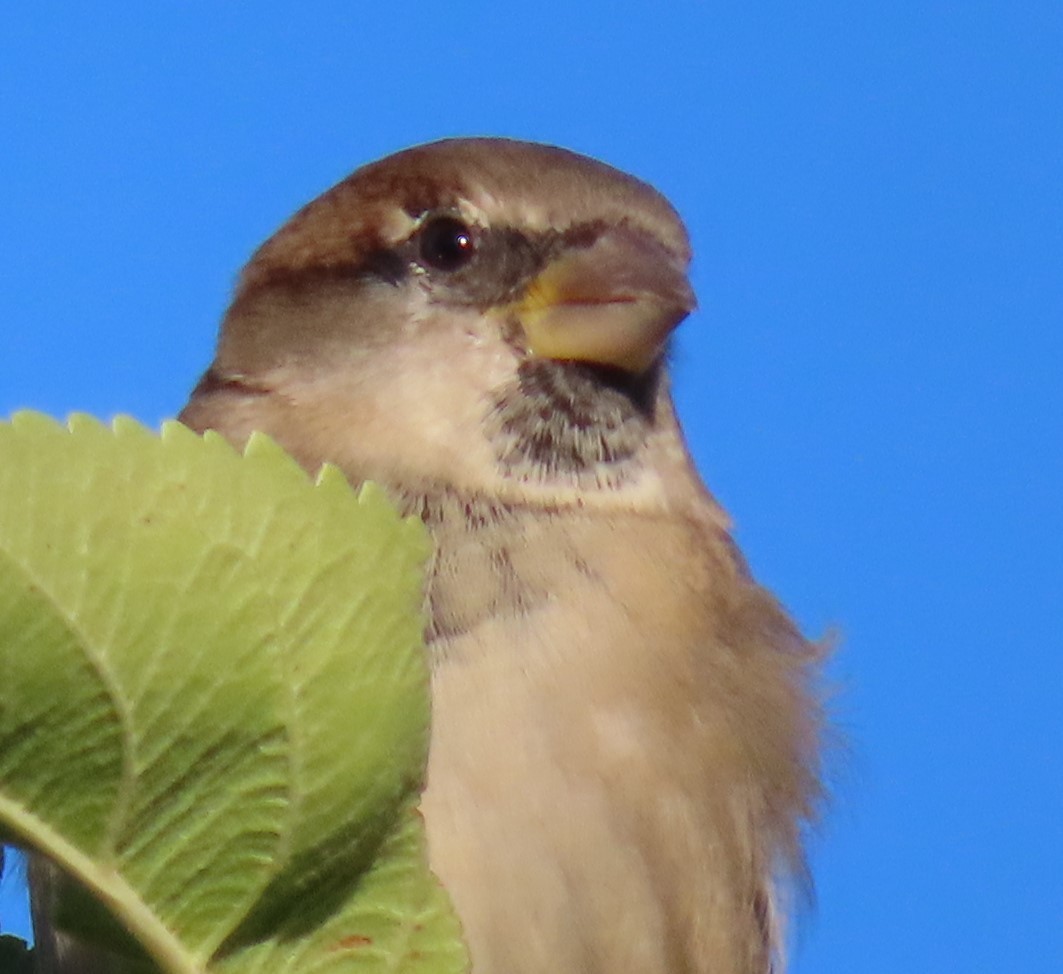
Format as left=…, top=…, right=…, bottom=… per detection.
left=184, top=138, right=703, bottom=509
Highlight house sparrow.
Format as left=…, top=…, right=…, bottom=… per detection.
left=37, top=138, right=823, bottom=973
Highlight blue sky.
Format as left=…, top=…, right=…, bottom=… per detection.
left=2, top=3, right=1060, bottom=970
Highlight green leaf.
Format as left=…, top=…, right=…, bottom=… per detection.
left=0, top=412, right=465, bottom=974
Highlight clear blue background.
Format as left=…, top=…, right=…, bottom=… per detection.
left=2, top=3, right=1060, bottom=970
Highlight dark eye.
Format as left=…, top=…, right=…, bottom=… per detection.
left=419, top=216, right=476, bottom=271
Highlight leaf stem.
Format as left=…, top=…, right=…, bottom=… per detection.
left=0, top=795, right=204, bottom=974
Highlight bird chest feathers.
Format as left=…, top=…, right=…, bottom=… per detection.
left=411, top=486, right=815, bottom=974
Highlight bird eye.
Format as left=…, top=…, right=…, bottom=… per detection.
left=418, top=216, right=476, bottom=272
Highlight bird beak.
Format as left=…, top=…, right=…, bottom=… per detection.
left=510, top=226, right=696, bottom=373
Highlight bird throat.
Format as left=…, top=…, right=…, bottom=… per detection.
left=486, top=359, right=659, bottom=488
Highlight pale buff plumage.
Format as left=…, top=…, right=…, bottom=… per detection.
left=32, top=138, right=823, bottom=974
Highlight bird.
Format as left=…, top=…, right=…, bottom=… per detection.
left=34, top=138, right=823, bottom=973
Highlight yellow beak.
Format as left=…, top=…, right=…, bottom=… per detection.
left=511, top=226, right=695, bottom=373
